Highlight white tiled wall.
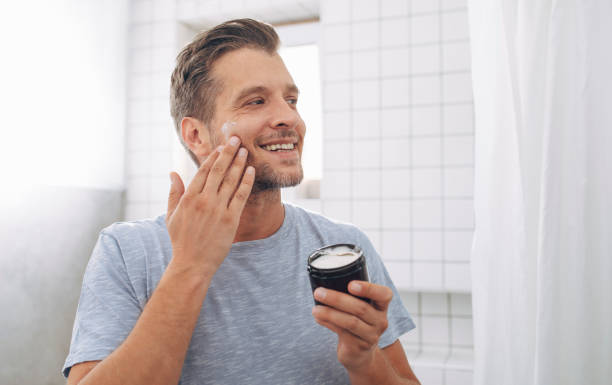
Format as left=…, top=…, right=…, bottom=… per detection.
left=124, top=0, right=474, bottom=383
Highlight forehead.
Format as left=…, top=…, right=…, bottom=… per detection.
left=210, top=48, right=295, bottom=99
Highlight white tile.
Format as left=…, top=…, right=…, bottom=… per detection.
left=381, top=0, right=409, bottom=17
left=352, top=50, right=379, bottom=79
left=411, top=14, right=440, bottom=44
left=443, top=104, right=473, bottom=134
left=321, top=170, right=351, bottom=199
left=450, top=293, right=472, bottom=316
left=322, top=24, right=351, bottom=52
left=444, top=231, right=473, bottom=262
left=176, top=0, right=197, bottom=19
left=399, top=291, right=419, bottom=313
left=148, top=200, right=167, bottom=217
left=126, top=177, right=149, bottom=202
left=131, top=0, right=153, bottom=23
left=150, top=150, right=172, bottom=177
left=382, top=169, right=411, bottom=199
left=413, top=262, right=443, bottom=289
left=352, top=200, right=381, bottom=229
left=324, top=140, right=351, bottom=169
left=322, top=200, right=352, bottom=223
left=324, top=82, right=351, bottom=111
left=352, top=0, right=379, bottom=21
left=412, top=137, right=441, bottom=167
left=324, top=53, right=351, bottom=81
left=131, top=24, right=152, bottom=48
left=127, top=150, right=150, bottom=176
left=381, top=47, right=410, bottom=76
left=442, top=10, right=469, bottom=41
left=128, top=124, right=149, bottom=151
left=384, top=261, right=412, bottom=289
left=443, top=72, right=473, bottom=103
left=382, top=77, right=410, bottom=107
left=150, top=176, right=170, bottom=202
left=445, top=263, right=471, bottom=291
left=324, top=111, right=351, bottom=140
left=412, top=75, right=441, bottom=105
left=382, top=230, right=411, bottom=260
left=364, top=229, right=382, bottom=252
left=353, top=110, right=380, bottom=139
left=412, top=168, right=442, bottom=197
left=352, top=80, right=380, bottom=109
left=152, top=21, right=176, bottom=47
left=400, top=329, right=421, bottom=347
left=381, top=108, right=410, bottom=136
left=352, top=20, right=380, bottom=50
left=382, top=200, right=410, bottom=229
left=443, top=41, right=471, bottom=71
left=451, top=316, right=473, bottom=346
left=382, top=138, right=411, bottom=167
left=381, top=18, right=410, bottom=47
left=421, top=293, right=448, bottom=316
left=124, top=203, right=149, bottom=221
left=412, top=0, right=440, bottom=14
left=411, top=44, right=440, bottom=74
left=150, top=98, right=171, bottom=125
left=412, top=366, right=444, bottom=385
left=151, top=46, right=175, bottom=73
left=413, top=230, right=442, bottom=261
left=446, top=347, right=474, bottom=369
left=151, top=72, right=170, bottom=98
left=152, top=0, right=174, bottom=21
left=444, top=167, right=473, bottom=197
left=443, top=0, right=468, bottom=10
left=151, top=124, right=173, bottom=151
left=352, top=169, right=381, bottom=198
left=412, top=199, right=442, bottom=229
left=443, top=136, right=473, bottom=165
left=421, top=315, right=449, bottom=345
left=130, top=49, right=152, bottom=74
left=444, top=199, right=474, bottom=229
left=412, top=105, right=441, bottom=136
left=353, top=139, right=380, bottom=168
left=129, top=74, right=151, bottom=99
left=320, top=0, right=351, bottom=24
left=445, top=369, right=474, bottom=385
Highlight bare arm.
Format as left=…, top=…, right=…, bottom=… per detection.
left=67, top=138, right=254, bottom=385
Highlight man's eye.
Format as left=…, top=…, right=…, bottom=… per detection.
left=247, top=99, right=264, bottom=105
left=287, top=98, right=298, bottom=105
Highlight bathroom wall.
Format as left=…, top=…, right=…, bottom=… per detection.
left=124, top=0, right=474, bottom=384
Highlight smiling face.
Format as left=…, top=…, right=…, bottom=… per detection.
left=205, top=48, right=306, bottom=192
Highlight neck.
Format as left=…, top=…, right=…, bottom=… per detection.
left=233, top=189, right=285, bottom=243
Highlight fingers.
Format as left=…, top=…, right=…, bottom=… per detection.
left=203, top=136, right=242, bottom=196
left=185, top=148, right=220, bottom=196
left=312, top=305, right=379, bottom=346
left=314, top=287, right=378, bottom=325
left=218, top=146, right=248, bottom=205
left=348, top=281, right=393, bottom=312
left=167, top=172, right=185, bottom=220
left=228, top=166, right=255, bottom=213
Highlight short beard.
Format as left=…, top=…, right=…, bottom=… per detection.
left=251, top=160, right=304, bottom=193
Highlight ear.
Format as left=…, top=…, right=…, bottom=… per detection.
left=180, top=117, right=215, bottom=160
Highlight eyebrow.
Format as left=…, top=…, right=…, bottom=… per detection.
left=233, top=84, right=300, bottom=104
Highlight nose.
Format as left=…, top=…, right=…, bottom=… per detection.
left=269, top=98, right=299, bottom=129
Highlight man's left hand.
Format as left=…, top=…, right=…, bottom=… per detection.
left=311, top=281, right=393, bottom=372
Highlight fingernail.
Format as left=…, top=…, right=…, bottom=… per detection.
left=351, top=282, right=362, bottom=293
left=216, top=145, right=224, bottom=152
left=315, top=288, right=326, bottom=300
left=246, top=166, right=255, bottom=175
left=238, top=147, right=247, bottom=157
left=229, top=136, right=240, bottom=146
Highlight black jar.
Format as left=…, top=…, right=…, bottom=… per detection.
left=307, top=243, right=370, bottom=305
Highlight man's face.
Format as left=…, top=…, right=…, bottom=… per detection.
left=206, top=48, right=306, bottom=192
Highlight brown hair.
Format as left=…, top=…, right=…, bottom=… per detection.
left=170, top=18, right=280, bottom=165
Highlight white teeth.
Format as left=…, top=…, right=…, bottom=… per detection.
left=263, top=143, right=295, bottom=151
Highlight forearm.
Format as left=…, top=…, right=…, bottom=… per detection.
left=78, top=260, right=211, bottom=385
left=348, top=348, right=419, bottom=385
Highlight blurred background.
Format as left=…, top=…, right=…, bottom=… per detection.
left=9, top=0, right=608, bottom=384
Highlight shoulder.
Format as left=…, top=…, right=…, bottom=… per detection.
left=100, top=214, right=168, bottom=248
left=285, top=203, right=372, bottom=248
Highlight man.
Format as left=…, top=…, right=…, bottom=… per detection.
left=63, top=19, right=419, bottom=385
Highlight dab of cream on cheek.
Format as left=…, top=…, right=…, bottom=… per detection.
left=220, top=121, right=237, bottom=141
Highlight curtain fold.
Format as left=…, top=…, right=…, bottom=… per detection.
left=468, top=1, right=612, bottom=384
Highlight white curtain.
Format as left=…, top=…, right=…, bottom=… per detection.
left=468, top=1, right=612, bottom=384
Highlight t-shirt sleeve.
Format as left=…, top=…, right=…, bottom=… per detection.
left=357, top=231, right=416, bottom=349
left=62, top=231, right=143, bottom=378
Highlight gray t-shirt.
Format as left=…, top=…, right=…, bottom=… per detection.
left=63, top=203, right=415, bottom=384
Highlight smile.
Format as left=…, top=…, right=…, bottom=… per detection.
left=260, top=142, right=296, bottom=152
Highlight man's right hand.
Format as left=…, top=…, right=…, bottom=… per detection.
left=165, top=135, right=254, bottom=278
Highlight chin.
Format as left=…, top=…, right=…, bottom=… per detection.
left=252, top=164, right=304, bottom=192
